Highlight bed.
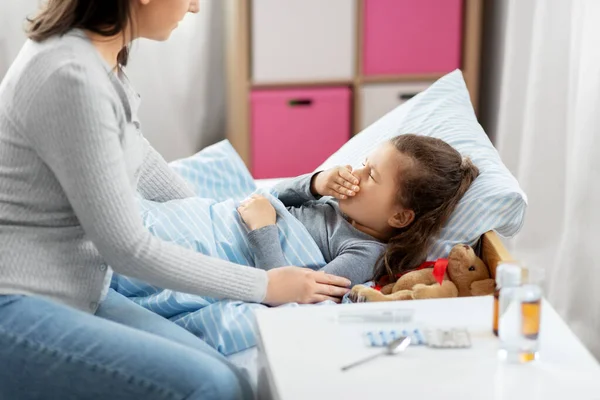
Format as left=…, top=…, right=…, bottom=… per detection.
left=160, top=70, right=525, bottom=392
left=226, top=232, right=513, bottom=389
left=225, top=179, right=514, bottom=390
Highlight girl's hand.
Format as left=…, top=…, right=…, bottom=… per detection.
left=237, top=195, right=277, bottom=231
left=263, top=268, right=351, bottom=305
left=311, top=165, right=360, bottom=200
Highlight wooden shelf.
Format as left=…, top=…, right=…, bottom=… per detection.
left=225, top=0, right=484, bottom=168
left=353, top=0, right=364, bottom=135
left=224, top=0, right=251, bottom=167
left=359, top=73, right=445, bottom=85
left=462, top=0, right=483, bottom=113
left=249, top=74, right=455, bottom=89
left=251, top=79, right=354, bottom=89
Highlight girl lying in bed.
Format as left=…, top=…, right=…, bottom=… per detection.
left=237, top=134, right=479, bottom=286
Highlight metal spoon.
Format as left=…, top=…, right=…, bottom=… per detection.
left=341, top=335, right=411, bottom=372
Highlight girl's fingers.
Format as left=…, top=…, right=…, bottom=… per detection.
left=329, top=183, right=354, bottom=198
left=339, top=168, right=360, bottom=186
left=334, top=176, right=355, bottom=190
left=328, top=189, right=346, bottom=200
left=331, top=181, right=357, bottom=197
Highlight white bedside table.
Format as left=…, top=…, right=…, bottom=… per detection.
left=255, top=297, right=600, bottom=400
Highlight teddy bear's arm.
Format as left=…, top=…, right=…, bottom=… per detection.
left=380, top=283, right=395, bottom=295
left=470, top=279, right=496, bottom=296
left=412, top=280, right=459, bottom=299
left=349, top=285, right=413, bottom=302
left=393, top=269, right=438, bottom=292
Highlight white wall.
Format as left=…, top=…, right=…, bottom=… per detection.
left=126, top=0, right=226, bottom=161
left=0, top=1, right=40, bottom=79
left=479, top=0, right=509, bottom=144
left=0, top=0, right=225, bottom=161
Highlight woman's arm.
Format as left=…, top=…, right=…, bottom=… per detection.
left=25, top=61, right=267, bottom=302
left=137, top=141, right=196, bottom=202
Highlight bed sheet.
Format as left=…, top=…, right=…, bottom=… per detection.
left=227, top=347, right=260, bottom=394
left=227, top=178, right=282, bottom=394
left=114, top=142, right=328, bottom=357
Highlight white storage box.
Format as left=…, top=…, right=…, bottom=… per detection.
left=251, top=0, right=356, bottom=84
left=360, top=82, right=432, bottom=130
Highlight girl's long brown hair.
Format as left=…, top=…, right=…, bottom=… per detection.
left=373, top=134, right=479, bottom=281
left=26, top=0, right=133, bottom=66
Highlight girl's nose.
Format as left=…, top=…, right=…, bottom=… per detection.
left=353, top=166, right=368, bottom=179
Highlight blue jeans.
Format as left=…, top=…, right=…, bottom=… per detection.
left=0, top=289, right=253, bottom=400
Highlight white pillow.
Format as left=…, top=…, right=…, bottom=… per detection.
left=318, top=70, right=527, bottom=259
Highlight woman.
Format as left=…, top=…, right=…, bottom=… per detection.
left=0, top=1, right=350, bottom=398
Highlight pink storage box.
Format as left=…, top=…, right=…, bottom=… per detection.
left=362, top=0, right=464, bottom=76
left=250, top=87, right=351, bottom=179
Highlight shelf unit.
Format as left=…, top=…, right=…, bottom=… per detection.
left=225, top=0, right=483, bottom=170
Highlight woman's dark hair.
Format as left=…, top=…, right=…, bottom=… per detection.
left=373, top=134, right=479, bottom=281
left=27, top=0, right=133, bottom=66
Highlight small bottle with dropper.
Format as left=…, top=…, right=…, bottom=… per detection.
left=492, top=262, right=520, bottom=336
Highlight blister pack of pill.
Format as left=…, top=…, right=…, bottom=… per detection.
left=363, top=328, right=426, bottom=347
left=363, top=327, right=471, bottom=349
left=423, top=328, right=471, bottom=348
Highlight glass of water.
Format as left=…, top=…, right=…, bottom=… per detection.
left=498, top=265, right=544, bottom=363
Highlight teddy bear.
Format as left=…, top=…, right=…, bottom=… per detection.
left=349, top=244, right=495, bottom=302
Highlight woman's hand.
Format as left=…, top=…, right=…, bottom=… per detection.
left=263, top=267, right=351, bottom=305
left=311, top=165, right=360, bottom=200
left=237, top=195, right=277, bottom=231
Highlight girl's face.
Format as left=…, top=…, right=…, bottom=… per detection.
left=135, top=0, right=199, bottom=41
left=339, top=142, right=415, bottom=239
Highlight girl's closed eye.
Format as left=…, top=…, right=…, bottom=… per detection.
left=362, top=161, right=376, bottom=181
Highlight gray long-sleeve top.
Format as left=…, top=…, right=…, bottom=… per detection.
left=247, top=174, right=385, bottom=286
left=0, top=30, right=267, bottom=312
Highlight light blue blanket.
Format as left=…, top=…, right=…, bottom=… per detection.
left=112, top=140, right=328, bottom=355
